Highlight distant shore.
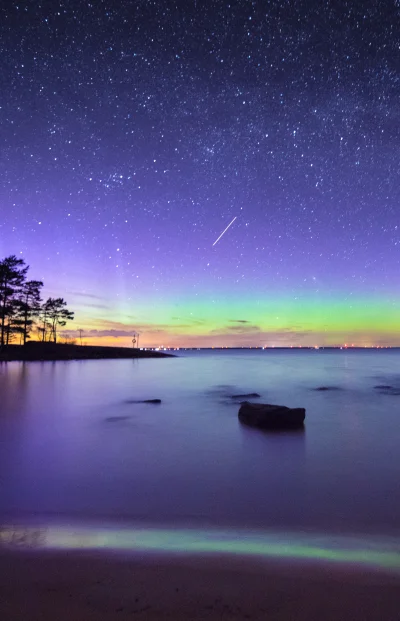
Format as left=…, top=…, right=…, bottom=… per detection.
left=0, top=343, right=174, bottom=361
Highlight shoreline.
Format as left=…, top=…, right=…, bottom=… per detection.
left=1, top=549, right=400, bottom=620
left=0, top=343, right=174, bottom=361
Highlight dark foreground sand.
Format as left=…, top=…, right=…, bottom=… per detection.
left=1, top=551, right=400, bottom=620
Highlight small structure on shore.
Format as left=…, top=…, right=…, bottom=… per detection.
left=238, top=402, right=305, bottom=430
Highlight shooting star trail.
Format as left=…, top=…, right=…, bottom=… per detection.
left=212, top=216, right=237, bottom=246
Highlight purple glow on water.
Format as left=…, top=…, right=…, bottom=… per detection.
left=1, top=351, right=400, bottom=536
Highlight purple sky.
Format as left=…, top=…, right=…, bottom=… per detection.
left=1, top=0, right=399, bottom=347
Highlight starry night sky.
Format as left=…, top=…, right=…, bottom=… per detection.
left=1, top=0, right=399, bottom=347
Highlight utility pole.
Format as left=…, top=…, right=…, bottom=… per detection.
left=78, top=329, right=83, bottom=346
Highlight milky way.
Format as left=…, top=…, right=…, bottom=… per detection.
left=0, top=1, right=399, bottom=347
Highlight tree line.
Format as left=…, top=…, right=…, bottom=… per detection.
left=0, top=255, right=74, bottom=347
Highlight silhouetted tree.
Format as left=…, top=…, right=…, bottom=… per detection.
left=43, top=298, right=74, bottom=343
left=38, top=302, right=50, bottom=342
left=1, top=255, right=75, bottom=347
left=4, top=299, right=23, bottom=345
left=16, top=280, right=43, bottom=344
left=0, top=256, right=28, bottom=347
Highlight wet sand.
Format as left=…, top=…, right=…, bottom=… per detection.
left=1, top=551, right=400, bottom=620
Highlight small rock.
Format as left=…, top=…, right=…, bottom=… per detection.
left=314, top=386, right=340, bottom=391
left=230, top=393, right=261, bottom=399
left=125, top=399, right=162, bottom=404
left=238, top=402, right=305, bottom=430
left=105, top=416, right=129, bottom=422
left=374, top=385, right=400, bottom=395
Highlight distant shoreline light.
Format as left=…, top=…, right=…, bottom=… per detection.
left=144, top=346, right=396, bottom=351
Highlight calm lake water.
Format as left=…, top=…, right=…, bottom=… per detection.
left=1, top=350, right=400, bottom=536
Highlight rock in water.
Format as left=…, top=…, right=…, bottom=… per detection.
left=230, top=392, right=261, bottom=399
left=238, top=402, right=305, bottom=430
left=105, top=416, right=130, bottom=422
left=373, top=385, right=400, bottom=395
left=125, top=399, right=162, bottom=404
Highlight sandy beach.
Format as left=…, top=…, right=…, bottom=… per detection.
left=1, top=550, right=400, bottom=620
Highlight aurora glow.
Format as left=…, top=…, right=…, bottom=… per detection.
left=1, top=2, right=399, bottom=348
left=1, top=524, right=400, bottom=574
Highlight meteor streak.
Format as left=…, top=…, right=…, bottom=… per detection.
left=212, top=216, right=237, bottom=246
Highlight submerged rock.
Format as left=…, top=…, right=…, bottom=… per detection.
left=105, top=416, right=130, bottom=422
left=374, top=385, right=400, bottom=395
left=125, top=399, right=162, bottom=404
left=238, top=402, right=305, bottom=430
left=230, top=392, right=261, bottom=399
left=314, top=386, right=340, bottom=391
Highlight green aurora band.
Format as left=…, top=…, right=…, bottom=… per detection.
left=72, top=290, right=400, bottom=347
left=1, top=524, right=400, bottom=573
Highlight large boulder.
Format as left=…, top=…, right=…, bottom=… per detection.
left=238, top=402, right=305, bottom=430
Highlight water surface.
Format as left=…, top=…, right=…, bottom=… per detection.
left=1, top=350, right=400, bottom=536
